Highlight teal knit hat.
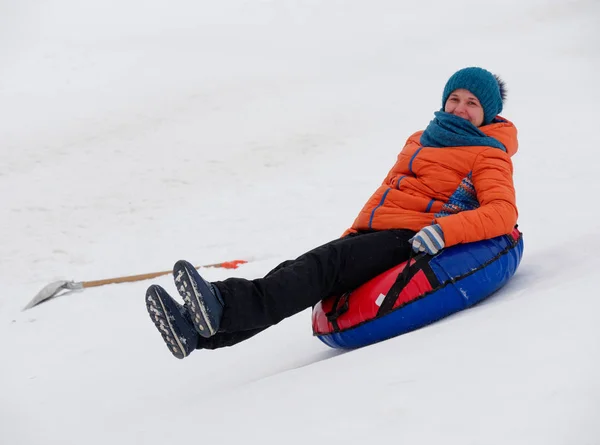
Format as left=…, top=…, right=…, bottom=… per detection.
left=442, top=67, right=506, bottom=125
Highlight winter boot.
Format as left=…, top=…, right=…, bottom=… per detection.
left=145, top=284, right=198, bottom=359
left=173, top=260, right=224, bottom=338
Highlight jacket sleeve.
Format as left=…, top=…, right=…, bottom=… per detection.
left=434, top=148, right=518, bottom=247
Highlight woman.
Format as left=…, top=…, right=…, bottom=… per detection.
left=146, top=67, right=519, bottom=359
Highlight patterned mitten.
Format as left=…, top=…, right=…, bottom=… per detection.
left=410, top=224, right=445, bottom=255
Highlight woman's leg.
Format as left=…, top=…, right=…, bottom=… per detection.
left=196, top=327, right=266, bottom=350
left=216, top=229, right=415, bottom=332
left=192, top=254, right=332, bottom=350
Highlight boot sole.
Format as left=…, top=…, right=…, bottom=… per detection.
left=145, top=285, right=191, bottom=359
left=173, top=261, right=218, bottom=338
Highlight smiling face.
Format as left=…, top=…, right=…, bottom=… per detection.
left=444, top=88, right=485, bottom=127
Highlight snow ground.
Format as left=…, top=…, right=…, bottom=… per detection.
left=1, top=0, right=599, bottom=444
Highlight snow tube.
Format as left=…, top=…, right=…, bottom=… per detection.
left=312, top=227, right=524, bottom=349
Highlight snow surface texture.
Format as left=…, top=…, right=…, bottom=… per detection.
left=1, top=0, right=599, bottom=444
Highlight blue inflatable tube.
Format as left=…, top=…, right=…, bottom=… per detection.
left=312, top=228, right=524, bottom=349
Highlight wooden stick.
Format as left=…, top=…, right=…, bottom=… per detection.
left=23, top=259, right=248, bottom=310
left=81, top=260, right=248, bottom=288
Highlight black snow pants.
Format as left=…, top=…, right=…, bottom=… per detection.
left=196, top=229, right=416, bottom=350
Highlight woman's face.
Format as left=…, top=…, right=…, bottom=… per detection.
left=444, top=89, right=484, bottom=127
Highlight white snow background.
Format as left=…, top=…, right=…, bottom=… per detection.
left=1, top=0, right=599, bottom=444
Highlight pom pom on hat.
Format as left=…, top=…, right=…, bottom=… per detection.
left=442, top=67, right=506, bottom=125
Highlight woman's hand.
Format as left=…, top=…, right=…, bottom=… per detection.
left=410, top=224, right=445, bottom=255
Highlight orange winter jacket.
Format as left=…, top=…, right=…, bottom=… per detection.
left=345, top=117, right=519, bottom=247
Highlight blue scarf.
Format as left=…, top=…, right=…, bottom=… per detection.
left=420, top=111, right=506, bottom=151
